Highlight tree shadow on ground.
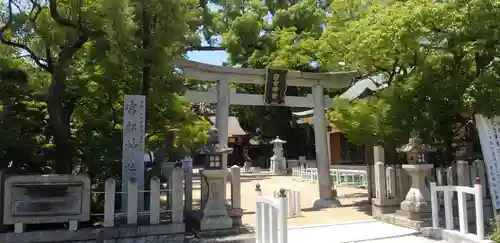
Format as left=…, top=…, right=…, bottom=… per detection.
left=190, top=174, right=272, bottom=190
left=241, top=197, right=372, bottom=217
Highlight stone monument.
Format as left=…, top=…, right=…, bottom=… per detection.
left=270, top=136, right=287, bottom=175
left=3, top=174, right=91, bottom=233
left=197, top=127, right=234, bottom=233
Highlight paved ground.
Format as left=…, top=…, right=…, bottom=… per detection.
left=287, top=220, right=444, bottom=243
left=191, top=171, right=445, bottom=242
left=192, top=170, right=372, bottom=228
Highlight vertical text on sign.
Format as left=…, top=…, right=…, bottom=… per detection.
left=264, top=68, right=288, bottom=105
left=122, top=95, right=147, bottom=211
left=475, top=114, right=500, bottom=211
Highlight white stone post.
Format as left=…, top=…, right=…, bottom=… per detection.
left=183, top=156, right=193, bottom=211
left=278, top=189, right=288, bottom=243
left=216, top=79, right=230, bottom=170
left=430, top=182, right=438, bottom=228
left=230, top=165, right=241, bottom=209
left=104, top=178, right=116, bottom=227
left=374, top=162, right=386, bottom=203
left=150, top=176, right=161, bottom=224
left=475, top=180, right=485, bottom=240
left=312, top=84, right=338, bottom=208
left=171, top=163, right=184, bottom=223
left=256, top=183, right=262, bottom=196
left=127, top=178, right=138, bottom=224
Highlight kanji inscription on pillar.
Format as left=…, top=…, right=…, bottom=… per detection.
left=121, top=95, right=146, bottom=210
left=475, top=114, right=500, bottom=211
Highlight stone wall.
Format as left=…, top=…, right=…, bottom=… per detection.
left=0, top=223, right=185, bottom=243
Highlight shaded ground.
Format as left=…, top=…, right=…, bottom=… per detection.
left=192, top=170, right=372, bottom=228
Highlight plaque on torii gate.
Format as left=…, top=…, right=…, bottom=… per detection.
left=174, top=59, right=360, bottom=209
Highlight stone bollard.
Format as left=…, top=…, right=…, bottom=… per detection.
left=255, top=183, right=262, bottom=197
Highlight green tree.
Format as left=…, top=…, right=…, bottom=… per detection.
left=0, top=44, right=50, bottom=172
left=0, top=0, right=211, bottom=176
left=200, top=0, right=343, bottom=157
left=321, top=0, right=500, bottom=162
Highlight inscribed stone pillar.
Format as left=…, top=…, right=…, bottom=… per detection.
left=199, top=170, right=233, bottom=231
left=386, top=166, right=396, bottom=199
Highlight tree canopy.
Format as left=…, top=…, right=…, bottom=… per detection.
left=321, top=0, right=500, bottom=162
left=2, top=0, right=500, bottom=175
left=0, top=0, right=210, bottom=178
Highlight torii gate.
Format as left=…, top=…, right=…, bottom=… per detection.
left=174, top=59, right=359, bottom=208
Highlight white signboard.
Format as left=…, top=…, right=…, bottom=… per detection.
left=475, top=114, right=500, bottom=213
left=122, top=95, right=146, bottom=211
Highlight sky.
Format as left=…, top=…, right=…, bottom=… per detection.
left=186, top=50, right=227, bottom=66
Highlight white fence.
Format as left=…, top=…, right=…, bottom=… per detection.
left=291, top=167, right=367, bottom=187
left=255, top=184, right=288, bottom=243
left=89, top=166, right=184, bottom=229
left=273, top=189, right=301, bottom=218
left=430, top=181, right=485, bottom=241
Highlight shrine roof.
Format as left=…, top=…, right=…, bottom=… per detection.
left=173, top=59, right=360, bottom=89
left=207, top=116, right=247, bottom=137
left=292, top=73, right=386, bottom=118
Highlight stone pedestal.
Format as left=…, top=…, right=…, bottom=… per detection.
left=396, top=164, right=433, bottom=220
left=199, top=170, right=233, bottom=231
left=270, top=155, right=286, bottom=175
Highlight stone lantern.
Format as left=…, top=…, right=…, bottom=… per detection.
left=396, top=131, right=436, bottom=221
left=270, top=136, right=287, bottom=175
left=196, top=127, right=233, bottom=231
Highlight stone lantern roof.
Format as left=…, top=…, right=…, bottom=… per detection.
left=196, top=127, right=233, bottom=154
left=396, top=131, right=436, bottom=153
left=270, top=136, right=286, bottom=144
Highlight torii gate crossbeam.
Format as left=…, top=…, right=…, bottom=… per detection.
left=174, top=59, right=359, bottom=209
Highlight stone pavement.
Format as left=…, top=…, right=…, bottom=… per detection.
left=192, top=170, right=372, bottom=228
left=191, top=171, right=445, bottom=242
left=287, top=220, right=445, bottom=243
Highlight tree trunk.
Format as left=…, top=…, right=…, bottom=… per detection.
left=47, top=65, right=73, bottom=174
left=141, top=1, right=151, bottom=126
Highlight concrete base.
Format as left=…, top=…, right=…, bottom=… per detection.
left=421, top=227, right=493, bottom=243
left=192, top=227, right=244, bottom=238
left=396, top=209, right=432, bottom=221
left=186, top=208, right=243, bottom=238
left=380, top=213, right=432, bottom=230
left=371, top=204, right=401, bottom=218
left=312, top=198, right=341, bottom=209
left=228, top=208, right=243, bottom=226
left=0, top=223, right=185, bottom=243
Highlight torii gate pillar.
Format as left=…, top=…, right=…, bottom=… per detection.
left=312, top=84, right=340, bottom=208
left=216, top=79, right=230, bottom=169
